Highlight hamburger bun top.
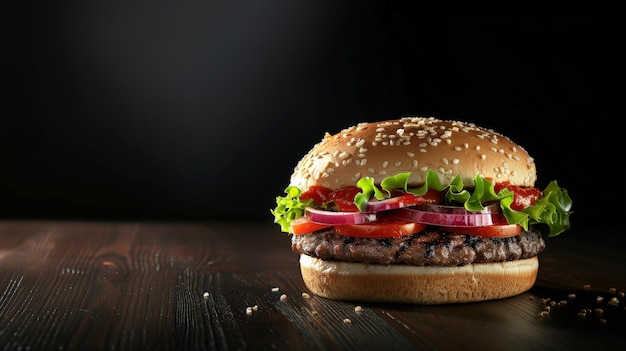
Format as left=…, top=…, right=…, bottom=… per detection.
left=290, top=117, right=536, bottom=191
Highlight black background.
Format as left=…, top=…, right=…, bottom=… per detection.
left=1, top=2, right=623, bottom=229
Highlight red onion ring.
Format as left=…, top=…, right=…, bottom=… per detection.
left=391, top=206, right=505, bottom=227
left=305, top=208, right=378, bottom=225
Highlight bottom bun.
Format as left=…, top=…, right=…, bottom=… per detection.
left=299, top=254, right=539, bottom=304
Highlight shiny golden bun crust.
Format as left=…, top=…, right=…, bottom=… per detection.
left=299, top=255, right=539, bottom=304
left=290, top=117, right=536, bottom=191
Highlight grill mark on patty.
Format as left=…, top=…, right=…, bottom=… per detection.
left=291, top=228, right=545, bottom=266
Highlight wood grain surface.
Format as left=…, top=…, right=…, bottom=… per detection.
left=0, top=221, right=624, bottom=350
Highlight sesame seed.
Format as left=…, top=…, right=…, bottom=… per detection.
left=203, top=292, right=209, bottom=299
left=280, top=294, right=287, bottom=301
left=343, top=318, right=352, bottom=324
left=420, top=149, right=427, bottom=153
left=452, top=159, right=459, bottom=164
left=407, top=152, right=415, bottom=157
left=271, top=287, right=280, bottom=292
left=355, top=306, right=363, bottom=312
left=480, top=155, right=486, bottom=160
left=302, top=292, right=310, bottom=298
left=382, top=161, right=388, bottom=168
left=246, top=307, right=253, bottom=315
left=441, top=157, right=449, bottom=165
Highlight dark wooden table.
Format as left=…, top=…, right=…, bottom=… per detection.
left=0, top=220, right=624, bottom=350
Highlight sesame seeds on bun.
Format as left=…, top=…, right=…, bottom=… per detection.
left=289, top=117, right=536, bottom=191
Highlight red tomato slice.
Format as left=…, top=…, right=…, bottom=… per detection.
left=299, top=186, right=333, bottom=207
left=299, top=186, right=363, bottom=211
left=328, top=186, right=362, bottom=212
left=441, top=223, right=523, bottom=238
left=494, top=183, right=542, bottom=210
left=290, top=216, right=331, bottom=235
left=335, top=217, right=427, bottom=238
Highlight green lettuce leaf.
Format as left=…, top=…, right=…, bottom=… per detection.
left=522, top=180, right=572, bottom=237
left=271, top=186, right=313, bottom=233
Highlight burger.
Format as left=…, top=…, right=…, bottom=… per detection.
left=271, top=117, right=572, bottom=304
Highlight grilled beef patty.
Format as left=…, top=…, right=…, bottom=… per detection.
left=291, top=228, right=545, bottom=266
